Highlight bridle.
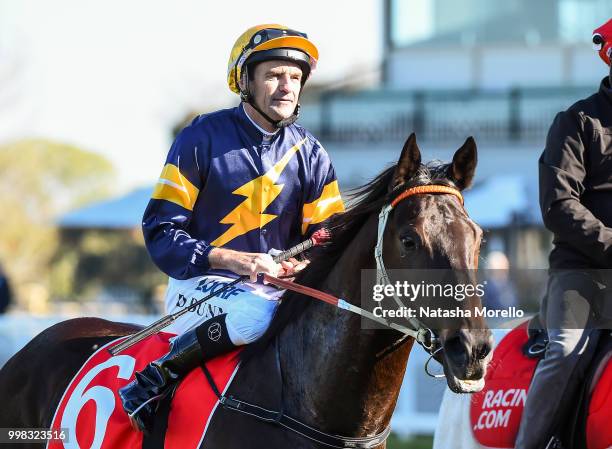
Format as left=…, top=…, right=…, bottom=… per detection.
left=263, top=184, right=467, bottom=355
left=204, top=184, right=469, bottom=449
left=374, top=184, right=465, bottom=357
left=264, top=184, right=467, bottom=356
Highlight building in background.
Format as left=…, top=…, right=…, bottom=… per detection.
left=384, top=0, right=607, bottom=89
left=298, top=0, right=611, bottom=268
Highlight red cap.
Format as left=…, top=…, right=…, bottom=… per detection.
left=593, top=19, right=612, bottom=66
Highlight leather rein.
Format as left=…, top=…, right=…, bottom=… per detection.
left=265, top=184, right=465, bottom=353
left=213, top=184, right=465, bottom=448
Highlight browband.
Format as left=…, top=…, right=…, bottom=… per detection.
left=391, top=185, right=464, bottom=208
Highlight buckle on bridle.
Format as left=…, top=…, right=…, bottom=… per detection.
left=417, top=328, right=439, bottom=352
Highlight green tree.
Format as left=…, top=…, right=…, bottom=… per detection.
left=0, top=139, right=115, bottom=305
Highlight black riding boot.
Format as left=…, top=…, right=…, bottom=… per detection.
left=118, top=313, right=236, bottom=433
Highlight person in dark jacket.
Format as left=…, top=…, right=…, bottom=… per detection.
left=0, top=265, right=11, bottom=314
left=515, top=19, right=612, bottom=449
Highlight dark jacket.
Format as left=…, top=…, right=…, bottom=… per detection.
left=0, top=270, right=11, bottom=314
left=539, top=77, right=612, bottom=269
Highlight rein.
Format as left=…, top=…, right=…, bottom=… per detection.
left=208, top=184, right=466, bottom=448
left=264, top=184, right=465, bottom=354
left=207, top=184, right=466, bottom=448
left=262, top=273, right=435, bottom=346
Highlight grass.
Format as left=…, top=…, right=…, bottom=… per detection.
left=386, top=433, right=434, bottom=449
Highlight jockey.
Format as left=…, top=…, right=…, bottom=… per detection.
left=118, top=24, right=345, bottom=433
left=514, top=19, right=612, bottom=449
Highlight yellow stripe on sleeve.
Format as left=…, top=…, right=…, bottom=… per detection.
left=301, top=180, right=345, bottom=234
left=151, top=163, right=200, bottom=211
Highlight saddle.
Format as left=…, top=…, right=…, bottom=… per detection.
left=469, top=318, right=612, bottom=449
left=566, top=330, right=612, bottom=449
left=48, top=331, right=391, bottom=449
left=47, top=332, right=242, bottom=449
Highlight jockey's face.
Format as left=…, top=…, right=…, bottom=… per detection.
left=249, top=60, right=302, bottom=121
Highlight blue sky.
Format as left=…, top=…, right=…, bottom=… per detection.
left=0, top=0, right=381, bottom=191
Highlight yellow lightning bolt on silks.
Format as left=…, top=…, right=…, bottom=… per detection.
left=301, top=180, right=345, bottom=234
left=211, top=138, right=307, bottom=247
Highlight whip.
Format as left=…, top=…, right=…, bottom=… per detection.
left=108, top=229, right=329, bottom=355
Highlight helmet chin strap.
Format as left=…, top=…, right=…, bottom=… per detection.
left=240, top=77, right=300, bottom=129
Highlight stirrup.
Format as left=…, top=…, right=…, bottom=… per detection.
left=127, top=392, right=166, bottom=420
left=125, top=383, right=178, bottom=432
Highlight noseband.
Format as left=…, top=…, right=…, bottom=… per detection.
left=374, top=184, right=465, bottom=356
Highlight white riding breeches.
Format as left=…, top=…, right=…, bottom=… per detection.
left=163, top=275, right=283, bottom=345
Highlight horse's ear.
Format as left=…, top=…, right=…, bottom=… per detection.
left=391, top=133, right=421, bottom=191
left=449, top=136, right=477, bottom=190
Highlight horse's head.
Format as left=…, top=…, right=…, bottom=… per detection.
left=382, top=133, right=493, bottom=393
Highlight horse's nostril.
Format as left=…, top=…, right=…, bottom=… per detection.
left=443, top=335, right=468, bottom=361
left=476, top=344, right=491, bottom=360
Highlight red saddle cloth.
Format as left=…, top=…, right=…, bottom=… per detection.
left=47, top=333, right=241, bottom=449
left=470, top=322, right=537, bottom=449
left=470, top=322, right=612, bottom=449
left=586, top=349, right=612, bottom=449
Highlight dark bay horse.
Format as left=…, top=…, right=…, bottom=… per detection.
left=0, top=133, right=492, bottom=448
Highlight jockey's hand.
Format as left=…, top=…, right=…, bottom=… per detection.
left=208, top=248, right=281, bottom=282
left=279, top=258, right=310, bottom=278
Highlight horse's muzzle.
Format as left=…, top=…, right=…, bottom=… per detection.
left=441, top=328, right=493, bottom=393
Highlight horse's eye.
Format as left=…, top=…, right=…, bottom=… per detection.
left=400, top=235, right=417, bottom=251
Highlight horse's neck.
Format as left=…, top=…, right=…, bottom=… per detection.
left=281, top=215, right=414, bottom=437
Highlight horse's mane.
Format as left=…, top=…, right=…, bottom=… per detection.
left=239, top=161, right=452, bottom=365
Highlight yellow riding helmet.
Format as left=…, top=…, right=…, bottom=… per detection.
left=227, top=24, right=319, bottom=95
